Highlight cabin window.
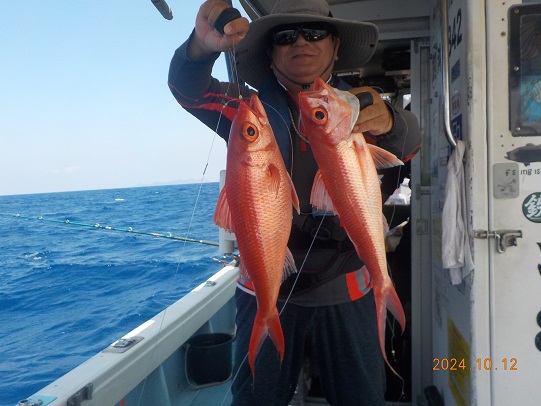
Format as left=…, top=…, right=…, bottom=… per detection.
left=509, top=4, right=541, bottom=136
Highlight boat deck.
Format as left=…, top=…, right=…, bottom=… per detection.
left=177, top=382, right=232, bottom=406
left=177, top=376, right=411, bottom=406
left=180, top=383, right=410, bottom=406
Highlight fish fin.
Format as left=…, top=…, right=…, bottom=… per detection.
left=267, top=163, right=282, bottom=197
left=310, top=170, right=335, bottom=213
left=367, top=143, right=404, bottom=169
left=213, top=187, right=234, bottom=232
left=334, top=87, right=360, bottom=130
left=353, top=134, right=403, bottom=169
left=287, top=174, right=300, bottom=214
left=248, top=309, right=284, bottom=378
left=239, top=259, right=249, bottom=280
left=281, top=248, right=298, bottom=283
left=382, top=213, right=389, bottom=236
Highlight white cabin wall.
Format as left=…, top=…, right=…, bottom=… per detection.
left=486, top=1, right=541, bottom=404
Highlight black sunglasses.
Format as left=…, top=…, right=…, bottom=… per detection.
left=271, top=23, right=335, bottom=46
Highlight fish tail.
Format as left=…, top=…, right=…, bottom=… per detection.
left=248, top=309, right=285, bottom=377
left=373, top=285, right=405, bottom=379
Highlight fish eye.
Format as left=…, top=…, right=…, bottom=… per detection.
left=311, top=107, right=327, bottom=124
left=242, top=122, right=258, bottom=141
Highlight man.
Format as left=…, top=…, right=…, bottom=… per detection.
left=168, top=0, right=421, bottom=404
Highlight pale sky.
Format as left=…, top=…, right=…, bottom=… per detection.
left=0, top=1, right=244, bottom=196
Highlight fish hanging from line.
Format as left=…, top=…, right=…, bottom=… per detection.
left=214, top=94, right=300, bottom=378
left=297, top=77, right=405, bottom=377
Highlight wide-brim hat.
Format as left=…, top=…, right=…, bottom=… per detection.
left=235, top=0, right=379, bottom=89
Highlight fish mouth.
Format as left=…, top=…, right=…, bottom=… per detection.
left=312, top=77, right=328, bottom=91
left=298, top=78, right=330, bottom=111
left=298, top=78, right=330, bottom=102
left=246, top=94, right=267, bottom=122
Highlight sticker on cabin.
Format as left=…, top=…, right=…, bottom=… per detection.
left=522, top=192, right=541, bottom=223
left=448, top=7, right=463, bottom=59
left=504, top=143, right=541, bottom=166
left=451, top=114, right=462, bottom=140
left=538, top=243, right=541, bottom=277
left=447, top=317, right=471, bottom=406
left=451, top=60, right=460, bottom=83
left=451, top=91, right=461, bottom=115
left=493, top=163, right=519, bottom=199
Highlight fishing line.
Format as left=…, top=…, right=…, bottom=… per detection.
left=0, top=212, right=219, bottom=247
left=139, top=26, right=257, bottom=404
left=212, top=39, right=255, bottom=406
left=195, top=25, right=332, bottom=403
left=260, top=98, right=329, bottom=308
left=382, top=97, right=411, bottom=399
left=137, top=33, right=248, bottom=406
left=278, top=215, right=326, bottom=311
left=137, top=208, right=206, bottom=405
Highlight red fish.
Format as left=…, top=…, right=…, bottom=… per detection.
left=214, top=94, right=299, bottom=377
left=298, top=78, right=405, bottom=376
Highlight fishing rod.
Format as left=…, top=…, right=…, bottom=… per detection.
left=0, top=212, right=220, bottom=247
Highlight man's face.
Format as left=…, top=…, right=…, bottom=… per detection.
left=269, top=25, right=340, bottom=90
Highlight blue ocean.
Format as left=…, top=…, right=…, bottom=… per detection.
left=0, top=183, right=223, bottom=406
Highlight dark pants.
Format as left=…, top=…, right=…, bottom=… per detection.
left=231, top=288, right=385, bottom=406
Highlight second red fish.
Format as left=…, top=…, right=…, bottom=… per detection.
left=298, top=78, right=406, bottom=377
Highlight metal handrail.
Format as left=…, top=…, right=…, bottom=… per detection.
left=441, top=0, right=458, bottom=148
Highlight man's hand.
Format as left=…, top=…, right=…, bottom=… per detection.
left=349, top=86, right=393, bottom=135
left=188, top=0, right=250, bottom=60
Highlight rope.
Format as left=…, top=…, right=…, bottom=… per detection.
left=0, top=212, right=219, bottom=247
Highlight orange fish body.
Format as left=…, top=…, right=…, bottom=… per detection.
left=298, top=78, right=405, bottom=376
left=214, top=95, right=299, bottom=377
